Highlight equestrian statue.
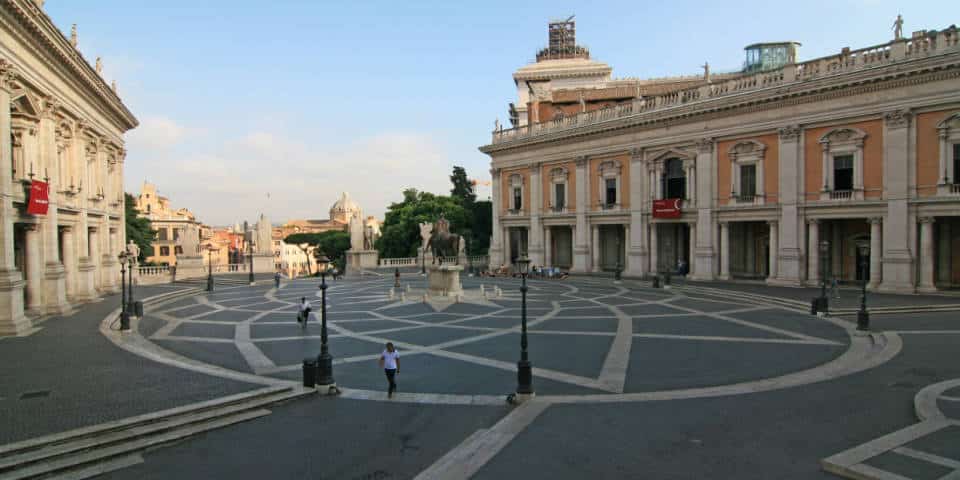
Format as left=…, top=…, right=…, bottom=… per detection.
left=427, top=216, right=462, bottom=264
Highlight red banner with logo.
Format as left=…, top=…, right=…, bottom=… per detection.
left=652, top=198, right=682, bottom=218
left=26, top=181, right=49, bottom=215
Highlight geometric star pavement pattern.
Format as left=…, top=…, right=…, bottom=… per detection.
left=139, top=275, right=851, bottom=402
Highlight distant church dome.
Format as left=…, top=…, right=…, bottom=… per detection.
left=329, top=192, right=361, bottom=223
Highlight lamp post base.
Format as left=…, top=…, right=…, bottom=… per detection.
left=119, top=311, right=131, bottom=332
left=507, top=392, right=536, bottom=405
left=857, top=309, right=870, bottom=331
left=315, top=382, right=341, bottom=396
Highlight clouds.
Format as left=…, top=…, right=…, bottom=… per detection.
left=124, top=124, right=458, bottom=226
left=126, top=115, right=188, bottom=151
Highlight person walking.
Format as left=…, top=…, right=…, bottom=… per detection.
left=378, top=342, right=400, bottom=398
left=297, top=297, right=312, bottom=329
left=274, top=271, right=281, bottom=288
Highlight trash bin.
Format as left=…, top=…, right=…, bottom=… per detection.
left=302, top=358, right=317, bottom=388
left=133, top=301, right=144, bottom=318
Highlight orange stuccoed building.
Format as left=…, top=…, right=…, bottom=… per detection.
left=481, top=18, right=960, bottom=293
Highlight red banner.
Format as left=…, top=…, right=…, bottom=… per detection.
left=26, top=181, right=49, bottom=215
left=652, top=198, right=682, bottom=218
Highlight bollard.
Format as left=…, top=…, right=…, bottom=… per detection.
left=652, top=276, right=661, bottom=288
left=389, top=288, right=395, bottom=300
left=302, top=358, right=318, bottom=388
left=400, top=291, right=406, bottom=302
left=406, top=284, right=411, bottom=292
left=422, top=294, right=428, bottom=303
left=480, top=284, right=485, bottom=294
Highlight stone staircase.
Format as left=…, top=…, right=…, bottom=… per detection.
left=0, top=385, right=313, bottom=480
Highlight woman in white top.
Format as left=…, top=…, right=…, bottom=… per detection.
left=378, top=342, right=400, bottom=398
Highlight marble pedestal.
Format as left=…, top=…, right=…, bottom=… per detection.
left=427, top=264, right=463, bottom=297
left=346, top=250, right=379, bottom=277
left=174, top=256, right=205, bottom=279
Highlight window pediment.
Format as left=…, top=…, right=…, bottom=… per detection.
left=549, top=167, right=568, bottom=183
left=598, top=160, right=621, bottom=178
left=648, top=148, right=693, bottom=164
left=509, top=173, right=523, bottom=187
left=819, top=127, right=867, bottom=148
left=728, top=140, right=767, bottom=160
left=936, top=112, right=960, bottom=132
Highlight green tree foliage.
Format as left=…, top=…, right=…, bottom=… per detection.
left=450, top=166, right=477, bottom=206
left=124, top=192, right=155, bottom=262
left=375, top=188, right=468, bottom=258
left=284, top=231, right=350, bottom=273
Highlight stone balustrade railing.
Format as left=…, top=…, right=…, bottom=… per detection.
left=490, top=28, right=959, bottom=145
left=137, top=265, right=170, bottom=277
left=379, top=257, right=418, bottom=267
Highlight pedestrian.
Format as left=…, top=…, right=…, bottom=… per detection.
left=274, top=271, right=281, bottom=288
left=378, top=342, right=400, bottom=398
left=298, top=297, right=312, bottom=328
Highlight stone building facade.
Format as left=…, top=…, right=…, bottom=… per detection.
left=1, top=0, right=137, bottom=335
left=135, top=181, right=200, bottom=266
left=481, top=20, right=960, bottom=293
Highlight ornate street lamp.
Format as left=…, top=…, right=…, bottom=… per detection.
left=818, top=240, right=830, bottom=315
left=315, top=252, right=335, bottom=387
left=247, top=230, right=255, bottom=285
left=127, top=251, right=135, bottom=315
left=206, top=245, right=214, bottom=292
left=857, top=242, right=870, bottom=331
left=118, top=251, right=130, bottom=331
left=515, top=254, right=534, bottom=399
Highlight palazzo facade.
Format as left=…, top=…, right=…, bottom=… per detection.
left=1, top=0, right=138, bottom=335
left=481, top=19, right=960, bottom=293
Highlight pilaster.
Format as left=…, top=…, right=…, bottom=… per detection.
left=626, top=148, right=647, bottom=277
left=774, top=125, right=804, bottom=285
left=528, top=163, right=544, bottom=265
left=879, top=109, right=915, bottom=292
left=488, top=167, right=503, bottom=268
left=0, top=58, right=30, bottom=335
left=691, top=138, right=716, bottom=280
left=572, top=156, right=589, bottom=272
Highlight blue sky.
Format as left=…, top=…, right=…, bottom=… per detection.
left=45, top=0, right=951, bottom=225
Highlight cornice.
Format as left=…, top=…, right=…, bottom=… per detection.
left=481, top=53, right=960, bottom=155
left=1, top=0, right=138, bottom=131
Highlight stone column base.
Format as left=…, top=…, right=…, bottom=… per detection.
left=0, top=270, right=32, bottom=336
left=315, top=383, right=341, bottom=396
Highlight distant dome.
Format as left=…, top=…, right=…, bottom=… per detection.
left=329, top=192, right=361, bottom=222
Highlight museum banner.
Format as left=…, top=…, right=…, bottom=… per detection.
left=26, top=180, right=49, bottom=215
left=652, top=198, right=682, bottom=219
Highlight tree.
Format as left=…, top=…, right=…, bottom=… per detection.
left=450, top=166, right=476, bottom=206
left=124, top=192, right=155, bottom=262
left=284, top=231, right=350, bottom=273
left=375, top=188, right=468, bottom=258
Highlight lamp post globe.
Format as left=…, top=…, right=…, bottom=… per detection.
left=857, top=242, right=870, bottom=331
left=314, top=252, right=334, bottom=386
left=515, top=254, right=534, bottom=398
left=118, top=252, right=130, bottom=331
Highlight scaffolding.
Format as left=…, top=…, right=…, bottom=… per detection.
left=536, top=16, right=590, bottom=62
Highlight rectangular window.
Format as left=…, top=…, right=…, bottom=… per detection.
left=740, top=164, right=756, bottom=198
left=834, top=155, right=854, bottom=191
left=175, top=246, right=183, bottom=255
left=605, top=178, right=617, bottom=206
left=953, top=144, right=959, bottom=184
left=157, top=228, right=168, bottom=241
left=159, top=246, right=170, bottom=256
left=173, top=229, right=181, bottom=241
left=513, top=187, right=522, bottom=211
left=554, top=183, right=565, bottom=210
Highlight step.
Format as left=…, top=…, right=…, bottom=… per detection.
left=0, top=388, right=309, bottom=472
left=0, top=409, right=270, bottom=480
left=0, top=385, right=290, bottom=459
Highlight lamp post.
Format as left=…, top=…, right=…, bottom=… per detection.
left=515, top=254, right=534, bottom=399
left=315, top=252, right=335, bottom=387
left=818, top=240, right=830, bottom=315
left=421, top=244, right=426, bottom=275
left=118, top=252, right=130, bottom=331
left=206, top=246, right=214, bottom=292
left=127, top=253, right=135, bottom=315
left=857, top=242, right=870, bottom=331
left=248, top=232, right=255, bottom=285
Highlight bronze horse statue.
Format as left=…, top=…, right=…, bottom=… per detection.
left=428, top=230, right=461, bottom=264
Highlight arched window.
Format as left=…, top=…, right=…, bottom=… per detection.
left=662, top=158, right=686, bottom=200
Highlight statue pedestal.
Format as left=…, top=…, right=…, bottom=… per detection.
left=175, top=256, right=205, bottom=279
left=346, top=250, right=379, bottom=276
left=427, top=265, right=463, bottom=297
left=253, top=254, right=274, bottom=274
